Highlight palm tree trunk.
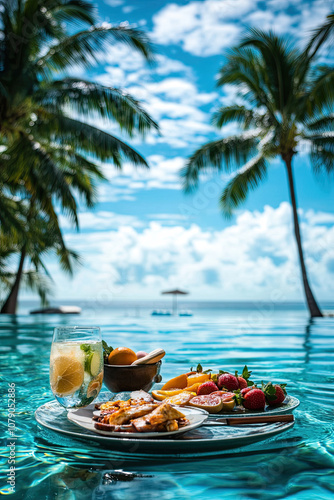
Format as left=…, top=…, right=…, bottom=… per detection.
left=0, top=245, right=27, bottom=314
left=284, top=155, right=322, bottom=317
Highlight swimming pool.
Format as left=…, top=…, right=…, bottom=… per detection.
left=1, top=304, right=333, bottom=499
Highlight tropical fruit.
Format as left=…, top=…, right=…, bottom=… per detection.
left=161, top=373, right=188, bottom=390
left=187, top=373, right=210, bottom=386
left=164, top=392, right=194, bottom=406
left=107, top=347, right=137, bottom=365
left=189, top=394, right=223, bottom=413
left=51, top=356, right=84, bottom=396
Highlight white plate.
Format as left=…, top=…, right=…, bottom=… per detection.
left=67, top=405, right=208, bottom=439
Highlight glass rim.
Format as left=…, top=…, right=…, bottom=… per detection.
left=53, top=325, right=101, bottom=332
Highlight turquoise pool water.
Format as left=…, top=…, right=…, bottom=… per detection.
left=1, top=303, right=334, bottom=499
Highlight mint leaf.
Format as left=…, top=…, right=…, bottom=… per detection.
left=80, top=344, right=92, bottom=354
left=102, top=340, right=113, bottom=363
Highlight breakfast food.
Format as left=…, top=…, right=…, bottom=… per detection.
left=241, top=388, right=266, bottom=410
left=197, top=381, right=218, bottom=395
left=93, top=393, right=189, bottom=433
left=189, top=394, right=223, bottom=413
left=155, top=364, right=288, bottom=413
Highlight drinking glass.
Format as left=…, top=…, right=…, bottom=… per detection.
left=50, top=326, right=103, bottom=408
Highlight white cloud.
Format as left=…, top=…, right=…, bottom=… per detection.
left=99, top=155, right=185, bottom=201
left=151, top=0, right=332, bottom=56
left=151, top=0, right=252, bottom=56
left=51, top=203, right=334, bottom=301
left=59, top=211, right=143, bottom=230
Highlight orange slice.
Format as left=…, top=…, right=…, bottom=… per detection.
left=152, top=390, right=167, bottom=401
left=107, top=347, right=137, bottom=365
left=187, top=373, right=210, bottom=386
left=51, top=356, right=84, bottom=397
left=87, top=372, right=103, bottom=399
left=164, top=392, right=194, bottom=406
left=184, top=382, right=201, bottom=393
left=161, top=373, right=188, bottom=390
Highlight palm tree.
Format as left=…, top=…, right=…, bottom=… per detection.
left=0, top=210, right=79, bottom=308
left=182, top=29, right=334, bottom=317
left=0, top=0, right=158, bottom=312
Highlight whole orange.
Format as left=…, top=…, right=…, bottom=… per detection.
left=107, top=347, right=137, bottom=365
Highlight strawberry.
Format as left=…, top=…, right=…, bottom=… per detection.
left=235, top=365, right=253, bottom=389
left=240, top=386, right=253, bottom=396
left=242, top=388, right=266, bottom=410
left=218, top=373, right=239, bottom=391
left=237, top=377, right=248, bottom=389
left=197, top=381, right=218, bottom=395
left=263, top=382, right=286, bottom=406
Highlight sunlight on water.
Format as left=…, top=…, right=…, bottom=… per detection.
left=0, top=304, right=333, bottom=499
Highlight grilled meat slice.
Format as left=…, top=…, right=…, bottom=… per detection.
left=132, top=403, right=185, bottom=432
left=106, top=403, right=158, bottom=425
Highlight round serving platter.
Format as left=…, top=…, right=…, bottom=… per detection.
left=35, top=399, right=295, bottom=456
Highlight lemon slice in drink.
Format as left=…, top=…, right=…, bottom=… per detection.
left=51, top=356, right=84, bottom=396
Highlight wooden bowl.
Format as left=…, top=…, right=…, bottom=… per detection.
left=103, top=361, right=162, bottom=393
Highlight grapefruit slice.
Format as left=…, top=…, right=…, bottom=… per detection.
left=189, top=394, right=223, bottom=413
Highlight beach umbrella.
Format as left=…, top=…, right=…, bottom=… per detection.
left=161, top=289, right=188, bottom=315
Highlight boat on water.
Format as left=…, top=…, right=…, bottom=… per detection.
left=179, top=310, right=193, bottom=317
left=30, top=306, right=81, bottom=315
left=151, top=310, right=172, bottom=316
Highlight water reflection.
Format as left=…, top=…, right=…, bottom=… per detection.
left=0, top=309, right=333, bottom=499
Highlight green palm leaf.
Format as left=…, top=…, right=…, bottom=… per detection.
left=220, top=156, right=268, bottom=216
left=34, top=113, right=149, bottom=167
left=36, top=78, right=159, bottom=136
left=182, top=134, right=259, bottom=192
left=36, top=24, right=154, bottom=76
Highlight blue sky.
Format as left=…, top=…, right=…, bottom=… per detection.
left=29, top=0, right=334, bottom=303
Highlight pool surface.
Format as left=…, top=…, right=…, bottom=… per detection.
left=1, top=304, right=334, bottom=499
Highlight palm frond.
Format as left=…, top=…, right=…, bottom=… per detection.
left=239, top=28, right=298, bottom=113
left=220, top=155, right=268, bottom=216
left=49, top=0, right=97, bottom=26
left=36, top=78, right=159, bottom=136
left=35, top=113, right=149, bottom=167
left=306, top=113, right=334, bottom=132
left=217, top=47, right=278, bottom=123
left=308, top=133, right=334, bottom=174
left=212, top=105, right=257, bottom=129
left=36, top=24, right=154, bottom=76
left=306, top=13, right=334, bottom=57
left=307, top=65, right=334, bottom=113
left=182, top=133, right=259, bottom=192
left=22, top=270, right=53, bottom=307
left=4, top=136, right=79, bottom=225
